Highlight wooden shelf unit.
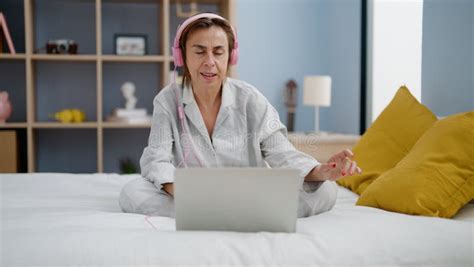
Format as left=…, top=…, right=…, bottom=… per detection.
left=0, top=123, right=29, bottom=128
left=0, top=54, right=28, bottom=60
left=31, top=122, right=99, bottom=128
left=102, top=122, right=152, bottom=128
left=31, top=54, right=98, bottom=62
left=1, top=0, right=235, bottom=173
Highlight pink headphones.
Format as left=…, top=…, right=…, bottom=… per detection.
left=172, top=13, right=239, bottom=67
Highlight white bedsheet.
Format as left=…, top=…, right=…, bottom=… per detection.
left=1, top=173, right=473, bottom=266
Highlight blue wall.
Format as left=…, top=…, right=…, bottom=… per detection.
left=422, top=0, right=474, bottom=116
left=236, top=0, right=361, bottom=134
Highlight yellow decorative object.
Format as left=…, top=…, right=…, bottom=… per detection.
left=70, top=108, right=86, bottom=123
left=54, top=109, right=73, bottom=123
left=357, top=111, right=474, bottom=218
left=53, top=109, right=86, bottom=123
left=336, top=86, right=437, bottom=195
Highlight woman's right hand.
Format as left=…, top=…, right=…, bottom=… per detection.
left=305, top=149, right=362, bottom=182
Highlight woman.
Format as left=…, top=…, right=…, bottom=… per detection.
left=119, top=13, right=361, bottom=218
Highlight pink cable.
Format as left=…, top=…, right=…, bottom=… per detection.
left=172, top=66, right=204, bottom=168
left=145, top=67, right=205, bottom=230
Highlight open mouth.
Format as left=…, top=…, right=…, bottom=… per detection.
left=200, top=72, right=217, bottom=79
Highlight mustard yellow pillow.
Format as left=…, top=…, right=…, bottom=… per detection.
left=357, top=111, right=474, bottom=218
left=337, top=86, right=437, bottom=194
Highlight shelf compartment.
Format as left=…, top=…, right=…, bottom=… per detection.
left=103, top=128, right=149, bottom=173
left=34, top=0, right=96, bottom=55
left=0, top=129, right=28, bottom=173
left=35, top=128, right=97, bottom=173
left=0, top=60, right=27, bottom=122
left=101, top=0, right=161, bottom=55
left=102, top=62, right=160, bottom=122
left=1, top=0, right=26, bottom=54
left=35, top=61, right=97, bottom=122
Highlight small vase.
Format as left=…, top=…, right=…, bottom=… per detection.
left=0, top=91, right=13, bottom=123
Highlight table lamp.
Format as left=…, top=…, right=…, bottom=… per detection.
left=303, top=75, right=332, bottom=133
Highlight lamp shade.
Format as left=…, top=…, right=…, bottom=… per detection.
left=303, top=75, right=332, bottom=107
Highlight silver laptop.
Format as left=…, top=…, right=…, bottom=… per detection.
left=174, top=168, right=300, bottom=233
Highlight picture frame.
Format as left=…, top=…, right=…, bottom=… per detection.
left=114, top=34, right=147, bottom=56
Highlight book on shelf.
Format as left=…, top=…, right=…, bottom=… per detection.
left=113, top=108, right=147, bottom=118
left=107, top=108, right=151, bottom=124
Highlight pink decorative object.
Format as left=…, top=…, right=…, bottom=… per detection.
left=0, top=91, right=12, bottom=123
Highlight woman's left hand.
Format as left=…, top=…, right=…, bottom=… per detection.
left=308, top=149, right=362, bottom=182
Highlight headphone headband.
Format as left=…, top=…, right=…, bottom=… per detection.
left=172, top=13, right=239, bottom=66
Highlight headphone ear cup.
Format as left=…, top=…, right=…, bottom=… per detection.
left=173, top=47, right=184, bottom=67
left=229, top=47, right=239, bottom=65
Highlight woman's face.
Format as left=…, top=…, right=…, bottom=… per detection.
left=185, top=26, right=229, bottom=90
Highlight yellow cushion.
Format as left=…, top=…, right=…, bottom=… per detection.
left=337, top=86, right=437, bottom=194
left=357, top=111, right=474, bottom=218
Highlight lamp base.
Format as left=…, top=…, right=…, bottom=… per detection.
left=314, top=106, right=320, bottom=133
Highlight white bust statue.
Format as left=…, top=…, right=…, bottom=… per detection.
left=121, top=82, right=137, bottom=110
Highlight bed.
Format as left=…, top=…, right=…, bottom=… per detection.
left=1, top=173, right=473, bottom=266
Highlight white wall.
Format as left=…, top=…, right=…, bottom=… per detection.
left=367, top=0, right=424, bottom=123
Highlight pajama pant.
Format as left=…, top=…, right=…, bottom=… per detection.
left=119, top=177, right=338, bottom=218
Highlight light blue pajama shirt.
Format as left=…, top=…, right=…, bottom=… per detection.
left=119, top=78, right=338, bottom=218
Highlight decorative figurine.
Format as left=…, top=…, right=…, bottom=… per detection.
left=107, top=81, right=151, bottom=124
left=121, top=82, right=137, bottom=110
left=0, top=91, right=12, bottom=123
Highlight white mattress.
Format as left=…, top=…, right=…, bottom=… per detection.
left=1, top=173, right=473, bottom=266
